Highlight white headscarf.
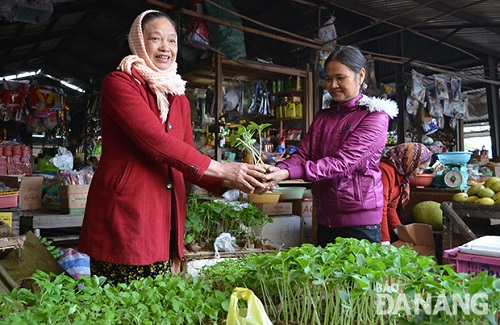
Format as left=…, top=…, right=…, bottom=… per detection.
left=117, top=10, right=186, bottom=123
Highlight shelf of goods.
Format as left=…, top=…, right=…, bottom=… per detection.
left=182, top=54, right=313, bottom=161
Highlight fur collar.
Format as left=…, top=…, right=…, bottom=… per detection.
left=359, top=94, right=399, bottom=119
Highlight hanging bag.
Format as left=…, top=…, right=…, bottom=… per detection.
left=226, top=287, right=273, bottom=325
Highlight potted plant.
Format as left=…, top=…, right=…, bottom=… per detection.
left=227, top=121, right=272, bottom=167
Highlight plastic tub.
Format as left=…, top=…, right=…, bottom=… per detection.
left=248, top=192, right=281, bottom=204
left=272, top=187, right=306, bottom=200
left=409, top=174, right=434, bottom=188
left=436, top=152, right=472, bottom=165
left=458, top=236, right=500, bottom=257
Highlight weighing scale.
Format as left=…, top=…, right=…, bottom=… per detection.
left=431, top=152, right=471, bottom=190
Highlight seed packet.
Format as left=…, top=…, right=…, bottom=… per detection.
left=411, top=70, right=426, bottom=103
left=427, top=90, right=443, bottom=117
left=450, top=76, right=462, bottom=101
left=449, top=117, right=457, bottom=129
left=442, top=99, right=452, bottom=117
left=406, top=95, right=419, bottom=115
left=434, top=74, right=449, bottom=100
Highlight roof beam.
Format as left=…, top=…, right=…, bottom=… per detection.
left=411, top=0, right=500, bottom=36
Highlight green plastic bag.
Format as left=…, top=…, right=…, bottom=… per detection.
left=226, top=287, right=273, bottom=325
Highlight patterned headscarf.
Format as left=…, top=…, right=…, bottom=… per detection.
left=387, top=143, right=433, bottom=206
left=117, top=10, right=186, bottom=123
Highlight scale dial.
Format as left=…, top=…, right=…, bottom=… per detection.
left=444, top=170, right=463, bottom=188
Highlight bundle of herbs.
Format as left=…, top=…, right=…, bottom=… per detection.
left=184, top=194, right=273, bottom=251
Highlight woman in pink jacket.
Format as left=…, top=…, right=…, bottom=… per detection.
left=267, top=46, right=398, bottom=246
left=78, top=10, right=269, bottom=285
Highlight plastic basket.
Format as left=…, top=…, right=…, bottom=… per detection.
left=0, top=194, right=18, bottom=209
left=436, top=152, right=472, bottom=165
left=444, top=247, right=500, bottom=278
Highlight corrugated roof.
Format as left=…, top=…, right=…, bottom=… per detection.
left=0, top=0, right=499, bottom=91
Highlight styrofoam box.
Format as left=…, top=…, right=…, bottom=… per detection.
left=300, top=216, right=313, bottom=244
left=260, top=214, right=301, bottom=249
left=186, top=258, right=236, bottom=277
left=458, top=236, right=500, bottom=258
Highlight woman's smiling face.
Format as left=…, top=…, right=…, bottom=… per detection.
left=143, top=17, right=178, bottom=70
left=324, top=60, right=365, bottom=103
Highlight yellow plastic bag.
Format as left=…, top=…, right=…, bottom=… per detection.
left=226, top=287, right=273, bottom=325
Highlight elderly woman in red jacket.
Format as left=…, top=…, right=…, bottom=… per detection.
left=380, top=142, right=433, bottom=245
left=78, top=10, right=270, bottom=285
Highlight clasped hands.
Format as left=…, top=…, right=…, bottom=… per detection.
left=225, top=163, right=289, bottom=194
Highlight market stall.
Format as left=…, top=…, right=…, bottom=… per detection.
left=441, top=202, right=500, bottom=255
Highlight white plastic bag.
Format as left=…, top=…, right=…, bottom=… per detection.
left=49, top=146, right=73, bottom=171
left=214, top=232, right=238, bottom=259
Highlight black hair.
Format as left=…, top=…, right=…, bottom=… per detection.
left=142, top=11, right=176, bottom=31
left=324, top=45, right=366, bottom=74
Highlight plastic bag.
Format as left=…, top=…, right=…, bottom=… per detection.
left=226, top=287, right=273, bottom=325
left=49, top=146, right=73, bottom=171
left=317, top=14, right=337, bottom=78
left=213, top=232, right=238, bottom=259
left=185, top=0, right=210, bottom=50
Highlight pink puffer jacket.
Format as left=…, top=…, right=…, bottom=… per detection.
left=276, top=93, right=398, bottom=228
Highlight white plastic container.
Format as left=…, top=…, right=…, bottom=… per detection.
left=458, top=236, right=500, bottom=258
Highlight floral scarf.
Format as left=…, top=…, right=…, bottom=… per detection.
left=387, top=143, right=433, bottom=206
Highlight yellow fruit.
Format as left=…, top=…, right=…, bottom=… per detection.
left=467, top=184, right=484, bottom=196
left=493, top=192, right=500, bottom=201
left=475, top=197, right=495, bottom=205
left=495, top=198, right=500, bottom=205
left=466, top=195, right=479, bottom=203
left=477, top=187, right=495, bottom=198
left=484, top=176, right=500, bottom=188
left=413, top=201, right=442, bottom=231
left=452, top=192, right=468, bottom=203
left=489, top=182, right=500, bottom=193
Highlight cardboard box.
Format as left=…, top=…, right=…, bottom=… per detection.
left=255, top=202, right=292, bottom=216
left=59, top=184, right=90, bottom=214
left=485, top=165, right=500, bottom=177
left=0, top=175, right=44, bottom=210
left=293, top=199, right=313, bottom=218
left=392, top=223, right=435, bottom=258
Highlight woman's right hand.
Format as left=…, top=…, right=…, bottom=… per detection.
left=208, top=160, right=270, bottom=194
left=264, top=167, right=290, bottom=188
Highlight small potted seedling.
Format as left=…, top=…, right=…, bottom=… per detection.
left=227, top=121, right=280, bottom=203
left=227, top=121, right=272, bottom=167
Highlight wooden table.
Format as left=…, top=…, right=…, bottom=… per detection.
left=19, top=211, right=84, bottom=243
left=440, top=202, right=500, bottom=262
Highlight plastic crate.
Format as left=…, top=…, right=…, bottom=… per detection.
left=444, top=247, right=500, bottom=278
left=0, top=194, right=18, bottom=209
